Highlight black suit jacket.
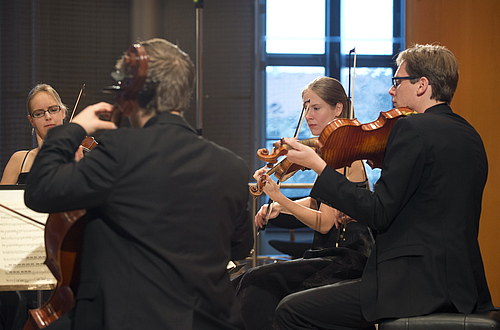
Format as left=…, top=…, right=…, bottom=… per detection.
left=25, top=113, right=253, bottom=330
left=310, top=104, right=494, bottom=321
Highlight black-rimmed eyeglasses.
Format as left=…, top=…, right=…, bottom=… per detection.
left=31, top=106, right=62, bottom=118
left=391, top=76, right=419, bottom=89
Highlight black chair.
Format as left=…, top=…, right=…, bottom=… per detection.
left=378, top=310, right=500, bottom=330
left=267, top=212, right=312, bottom=259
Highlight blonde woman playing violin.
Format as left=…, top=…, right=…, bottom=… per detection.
left=1, top=84, right=83, bottom=185
left=233, top=76, right=374, bottom=330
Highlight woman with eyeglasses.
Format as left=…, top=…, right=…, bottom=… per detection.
left=1, top=84, right=83, bottom=185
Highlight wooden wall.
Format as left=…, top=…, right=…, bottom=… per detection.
left=406, top=0, right=500, bottom=306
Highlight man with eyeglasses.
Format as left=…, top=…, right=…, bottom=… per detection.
left=269, top=44, right=495, bottom=329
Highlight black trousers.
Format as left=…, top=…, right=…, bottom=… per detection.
left=274, top=278, right=376, bottom=330
left=232, top=249, right=368, bottom=330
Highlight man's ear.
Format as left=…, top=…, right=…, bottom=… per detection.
left=416, top=77, right=430, bottom=97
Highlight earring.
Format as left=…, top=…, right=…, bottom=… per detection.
left=32, top=128, right=34, bottom=135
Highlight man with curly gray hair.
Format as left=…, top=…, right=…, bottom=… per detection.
left=25, top=38, right=252, bottom=330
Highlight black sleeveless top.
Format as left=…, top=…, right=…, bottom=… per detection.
left=16, top=150, right=31, bottom=184
left=304, top=179, right=375, bottom=259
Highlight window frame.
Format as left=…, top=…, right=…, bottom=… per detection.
left=256, top=0, right=405, bottom=171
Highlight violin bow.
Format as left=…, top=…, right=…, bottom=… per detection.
left=347, top=48, right=356, bottom=120
left=257, top=99, right=310, bottom=234
left=0, top=202, right=45, bottom=227
left=337, top=48, right=357, bottom=247
left=293, top=99, right=310, bottom=137
left=69, top=84, right=86, bottom=122
left=262, top=99, right=311, bottom=185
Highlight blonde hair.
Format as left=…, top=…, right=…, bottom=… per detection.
left=26, top=84, right=67, bottom=116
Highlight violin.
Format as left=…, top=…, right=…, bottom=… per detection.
left=254, top=100, right=312, bottom=232
left=23, top=44, right=150, bottom=330
left=249, top=107, right=414, bottom=197
left=256, top=138, right=318, bottom=183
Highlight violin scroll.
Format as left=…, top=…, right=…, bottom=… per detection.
left=251, top=138, right=320, bottom=198
left=255, top=142, right=289, bottom=164
left=249, top=175, right=266, bottom=198
left=256, top=138, right=319, bottom=164
left=81, top=136, right=98, bottom=153
left=249, top=158, right=311, bottom=198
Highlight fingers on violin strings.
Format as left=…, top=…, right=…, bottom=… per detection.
left=254, top=167, right=268, bottom=179
left=280, top=136, right=296, bottom=146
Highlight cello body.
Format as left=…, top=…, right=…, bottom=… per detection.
left=22, top=211, right=86, bottom=329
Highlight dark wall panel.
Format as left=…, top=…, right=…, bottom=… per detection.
left=1, top=0, right=255, bottom=177
left=159, top=0, right=255, bottom=165
left=0, top=0, right=131, bottom=175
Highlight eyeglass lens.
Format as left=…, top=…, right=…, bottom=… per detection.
left=32, top=106, right=61, bottom=118
left=392, top=76, right=418, bottom=88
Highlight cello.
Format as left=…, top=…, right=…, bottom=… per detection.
left=23, top=43, right=150, bottom=330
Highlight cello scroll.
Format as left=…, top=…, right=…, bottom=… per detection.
left=103, top=43, right=150, bottom=127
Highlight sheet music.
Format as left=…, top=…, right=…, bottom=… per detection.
left=0, top=188, right=56, bottom=291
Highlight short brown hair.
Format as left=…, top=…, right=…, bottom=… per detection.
left=396, top=44, right=459, bottom=104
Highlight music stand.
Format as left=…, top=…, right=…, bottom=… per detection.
left=0, top=185, right=55, bottom=298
